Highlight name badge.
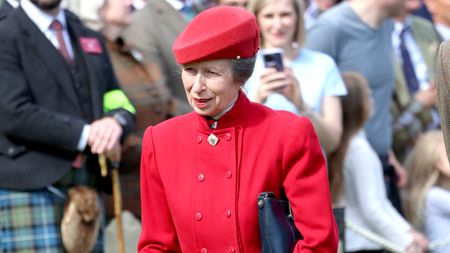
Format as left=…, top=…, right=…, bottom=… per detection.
left=79, top=37, right=103, bottom=54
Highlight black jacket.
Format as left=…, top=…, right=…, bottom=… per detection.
left=0, top=8, right=134, bottom=190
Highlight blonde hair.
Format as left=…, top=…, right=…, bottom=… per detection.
left=404, top=130, right=444, bottom=229
left=247, top=0, right=306, bottom=49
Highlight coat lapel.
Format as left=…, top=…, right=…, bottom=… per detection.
left=16, top=7, right=80, bottom=109
left=65, top=13, right=102, bottom=119
left=411, top=17, right=439, bottom=81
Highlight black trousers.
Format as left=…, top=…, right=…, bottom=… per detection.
left=378, top=154, right=404, bottom=215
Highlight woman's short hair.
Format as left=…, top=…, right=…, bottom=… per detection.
left=230, top=56, right=257, bottom=84
left=247, top=0, right=306, bottom=48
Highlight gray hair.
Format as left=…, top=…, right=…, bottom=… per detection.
left=178, top=56, right=256, bottom=85
left=230, top=56, right=256, bottom=85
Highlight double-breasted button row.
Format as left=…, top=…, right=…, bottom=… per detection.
left=196, top=171, right=232, bottom=182
left=196, top=133, right=232, bottom=144
left=199, top=247, right=235, bottom=252
left=195, top=210, right=232, bottom=220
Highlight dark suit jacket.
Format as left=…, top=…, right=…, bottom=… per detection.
left=0, top=8, right=133, bottom=190
left=437, top=40, right=450, bottom=160
left=0, top=1, right=13, bottom=20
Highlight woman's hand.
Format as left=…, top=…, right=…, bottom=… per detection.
left=255, top=67, right=290, bottom=104
left=415, top=81, right=437, bottom=108
left=406, top=230, right=429, bottom=253
left=281, top=67, right=305, bottom=111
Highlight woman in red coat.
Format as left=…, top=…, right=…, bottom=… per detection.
left=138, top=6, right=338, bottom=253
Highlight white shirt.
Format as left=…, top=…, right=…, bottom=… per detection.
left=244, top=48, right=346, bottom=115
left=424, top=187, right=450, bottom=253
left=6, top=0, right=20, bottom=8
left=342, top=131, right=413, bottom=252
left=392, top=19, right=430, bottom=90
left=21, top=0, right=74, bottom=59
left=435, top=23, right=450, bottom=40
left=22, top=0, right=88, bottom=151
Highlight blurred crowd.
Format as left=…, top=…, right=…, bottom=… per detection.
left=1, top=0, right=450, bottom=252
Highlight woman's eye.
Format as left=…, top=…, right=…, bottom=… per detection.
left=184, top=68, right=197, bottom=75
left=206, top=70, right=219, bottom=76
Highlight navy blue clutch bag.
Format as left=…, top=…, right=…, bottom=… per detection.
left=257, top=192, right=302, bottom=253
left=257, top=192, right=346, bottom=253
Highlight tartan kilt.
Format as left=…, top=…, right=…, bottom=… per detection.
left=0, top=185, right=104, bottom=252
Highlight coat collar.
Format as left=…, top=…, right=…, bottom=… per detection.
left=196, top=91, right=249, bottom=132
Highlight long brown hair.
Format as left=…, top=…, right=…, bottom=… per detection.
left=404, top=130, right=444, bottom=229
left=327, top=72, right=371, bottom=204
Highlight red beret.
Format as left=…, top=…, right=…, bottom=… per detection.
left=173, top=6, right=260, bottom=64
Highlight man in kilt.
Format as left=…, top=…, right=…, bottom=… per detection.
left=0, top=0, right=135, bottom=252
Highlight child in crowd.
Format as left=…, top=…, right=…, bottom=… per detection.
left=404, top=130, right=450, bottom=253
left=328, top=72, right=427, bottom=253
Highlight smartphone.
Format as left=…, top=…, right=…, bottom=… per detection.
left=262, top=48, right=284, bottom=72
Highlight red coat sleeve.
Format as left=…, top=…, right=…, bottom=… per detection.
left=282, top=117, right=339, bottom=253
left=138, top=127, right=182, bottom=253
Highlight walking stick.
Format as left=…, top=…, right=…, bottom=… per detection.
left=99, top=154, right=126, bottom=253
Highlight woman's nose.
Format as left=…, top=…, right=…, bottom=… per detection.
left=272, top=16, right=283, bottom=29
left=192, top=74, right=206, bottom=93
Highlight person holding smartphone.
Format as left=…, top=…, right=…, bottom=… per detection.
left=245, top=0, right=347, bottom=154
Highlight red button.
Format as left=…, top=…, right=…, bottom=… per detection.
left=197, top=173, right=205, bottom=182
left=196, top=136, right=202, bottom=144
left=225, top=133, right=232, bottom=141
left=228, top=247, right=236, bottom=253
left=224, top=209, right=231, bottom=218
left=200, top=248, right=208, bottom=253
left=225, top=171, right=232, bottom=179
left=195, top=212, right=202, bottom=221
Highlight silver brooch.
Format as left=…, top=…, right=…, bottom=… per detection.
left=207, top=133, right=218, bottom=146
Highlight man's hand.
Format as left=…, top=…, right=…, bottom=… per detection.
left=415, top=81, right=437, bottom=108
left=88, top=117, right=123, bottom=154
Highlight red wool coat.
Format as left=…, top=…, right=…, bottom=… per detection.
left=139, top=93, right=338, bottom=253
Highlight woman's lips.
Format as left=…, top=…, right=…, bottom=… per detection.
left=193, top=98, right=212, bottom=108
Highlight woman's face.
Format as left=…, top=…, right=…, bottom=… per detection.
left=182, top=59, right=240, bottom=117
left=100, top=0, right=133, bottom=27
left=436, top=143, right=450, bottom=178
left=257, top=0, right=297, bottom=49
